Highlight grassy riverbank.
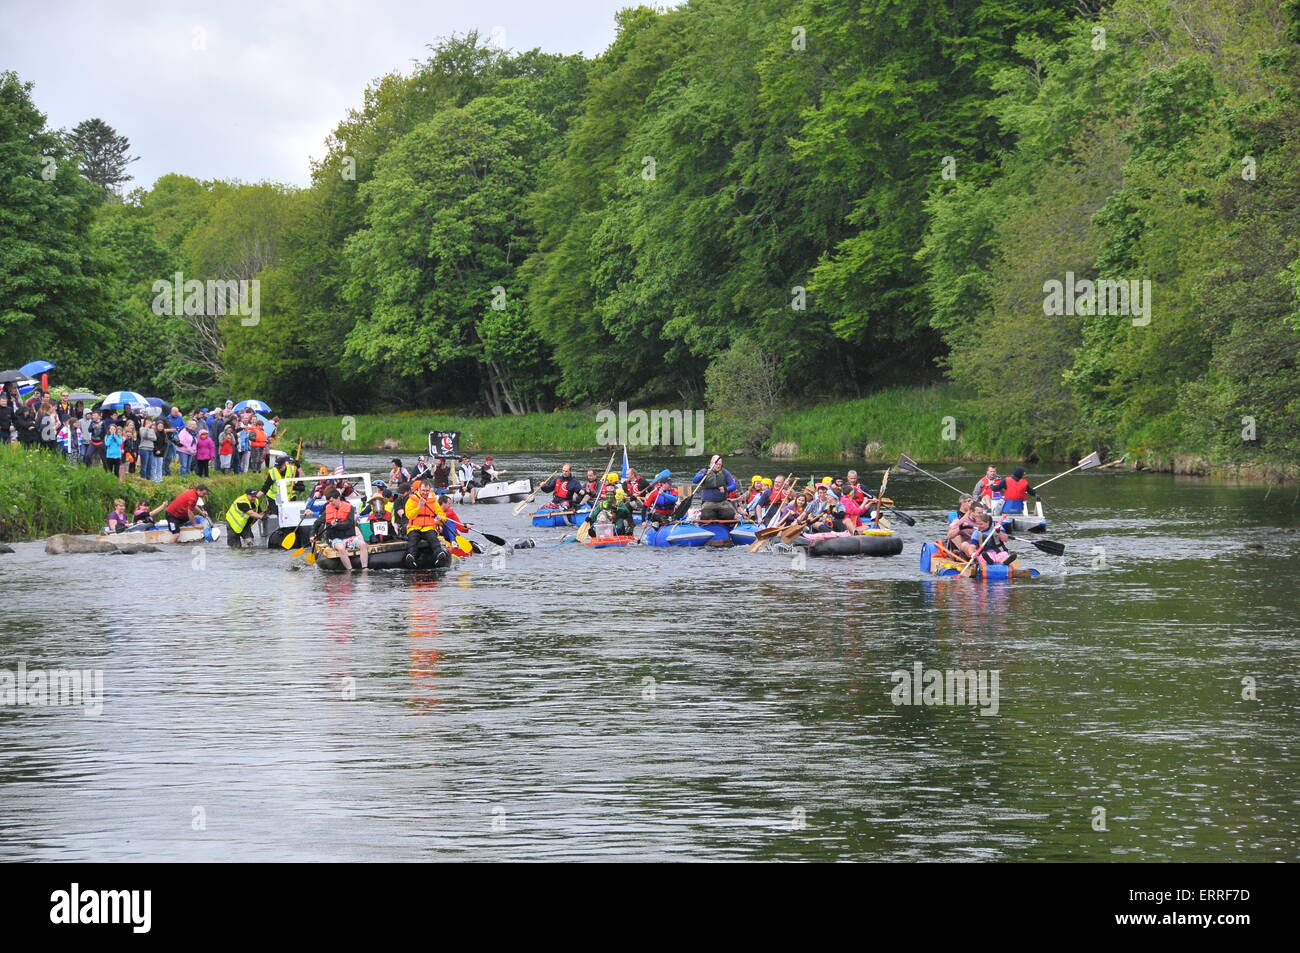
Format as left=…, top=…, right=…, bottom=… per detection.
left=283, top=385, right=1029, bottom=461
left=0, top=444, right=248, bottom=542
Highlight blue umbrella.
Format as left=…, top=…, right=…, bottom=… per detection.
left=98, top=390, right=148, bottom=409
left=144, top=397, right=168, bottom=408
left=233, top=399, right=271, bottom=414
left=20, top=360, right=56, bottom=378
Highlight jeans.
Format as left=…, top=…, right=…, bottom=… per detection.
left=162, top=443, right=175, bottom=475
left=179, top=453, right=193, bottom=476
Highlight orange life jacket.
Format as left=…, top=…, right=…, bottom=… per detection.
left=325, top=500, right=353, bottom=525
left=407, top=488, right=444, bottom=530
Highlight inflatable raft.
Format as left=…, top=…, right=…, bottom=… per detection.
left=919, top=540, right=1039, bottom=579
left=530, top=507, right=576, bottom=528
left=584, top=534, right=637, bottom=548
left=794, top=529, right=902, bottom=557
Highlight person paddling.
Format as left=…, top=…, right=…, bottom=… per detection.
left=691, top=455, right=738, bottom=522
left=150, top=484, right=210, bottom=543
left=989, top=466, right=1038, bottom=516
left=974, top=465, right=1001, bottom=507
left=642, top=471, right=678, bottom=527
left=539, top=464, right=583, bottom=510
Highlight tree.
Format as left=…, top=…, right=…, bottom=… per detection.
left=0, top=72, right=113, bottom=369
left=65, top=117, right=138, bottom=196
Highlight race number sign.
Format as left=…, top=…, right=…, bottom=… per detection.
left=429, top=430, right=460, bottom=458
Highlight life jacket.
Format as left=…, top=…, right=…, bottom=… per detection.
left=624, top=477, right=644, bottom=496
left=325, top=500, right=353, bottom=525
left=976, top=476, right=1002, bottom=501
left=1002, top=476, right=1030, bottom=501
left=648, top=486, right=678, bottom=514
left=249, top=426, right=267, bottom=448
left=552, top=477, right=571, bottom=501
left=406, top=490, right=444, bottom=530
left=225, top=493, right=257, bottom=534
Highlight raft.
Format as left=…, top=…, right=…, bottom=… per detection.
left=476, top=478, right=532, bottom=504
left=728, top=521, right=761, bottom=545
left=97, top=522, right=218, bottom=544
left=584, top=534, right=637, bottom=548
left=794, top=529, right=902, bottom=557
left=530, top=508, right=574, bottom=528
left=313, top=539, right=453, bottom=572
left=919, top=540, right=1039, bottom=579
left=643, top=522, right=717, bottom=547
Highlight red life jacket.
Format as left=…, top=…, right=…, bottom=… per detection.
left=553, top=478, right=570, bottom=500
left=1002, top=476, right=1030, bottom=501
left=325, top=500, right=353, bottom=524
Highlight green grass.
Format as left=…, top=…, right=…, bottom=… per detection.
left=281, top=409, right=599, bottom=453
left=280, top=385, right=1030, bottom=462
left=768, top=384, right=1024, bottom=461
left=0, top=444, right=249, bottom=542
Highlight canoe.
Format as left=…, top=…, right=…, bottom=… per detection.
left=584, top=534, right=637, bottom=548
left=97, top=523, right=219, bottom=544
left=794, top=529, right=902, bottom=557
left=477, top=478, right=532, bottom=504
left=919, top=540, right=1039, bottom=579
left=313, top=539, right=453, bottom=572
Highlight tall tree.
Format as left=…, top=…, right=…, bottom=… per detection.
left=65, top=117, right=138, bottom=196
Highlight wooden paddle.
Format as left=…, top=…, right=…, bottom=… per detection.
left=960, top=515, right=1007, bottom=577
left=512, top=468, right=560, bottom=516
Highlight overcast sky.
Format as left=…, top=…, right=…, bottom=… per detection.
left=1, top=0, right=634, bottom=190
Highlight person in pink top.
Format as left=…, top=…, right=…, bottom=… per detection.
left=194, top=428, right=216, bottom=477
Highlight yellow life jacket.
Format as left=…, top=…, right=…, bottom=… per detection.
left=225, top=493, right=257, bottom=534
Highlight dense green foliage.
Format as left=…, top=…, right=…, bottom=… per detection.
left=3, top=2, right=1300, bottom=473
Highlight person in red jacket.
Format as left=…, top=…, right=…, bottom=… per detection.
left=149, top=484, right=210, bottom=543
left=990, top=466, right=1037, bottom=515
left=973, top=465, right=1001, bottom=504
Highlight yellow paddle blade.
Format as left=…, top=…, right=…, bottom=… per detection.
left=280, top=530, right=298, bottom=550
left=304, top=549, right=317, bottom=565
left=289, top=546, right=307, bottom=558
left=575, top=520, right=591, bottom=542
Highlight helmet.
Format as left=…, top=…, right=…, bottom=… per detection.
left=374, top=480, right=387, bottom=489
left=615, top=489, right=626, bottom=503
left=821, top=477, right=833, bottom=484
left=604, top=472, right=618, bottom=484
left=751, top=474, right=763, bottom=484
left=762, top=478, right=773, bottom=487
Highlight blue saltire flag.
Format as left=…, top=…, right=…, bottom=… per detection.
left=620, top=445, right=629, bottom=479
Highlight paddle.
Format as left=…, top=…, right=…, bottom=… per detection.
left=897, top=453, right=968, bottom=496
left=283, top=503, right=318, bottom=552
left=1036, top=496, right=1077, bottom=530
left=1028, top=537, right=1066, bottom=557
left=960, top=515, right=1007, bottom=577
left=883, top=506, right=916, bottom=527
left=466, top=526, right=507, bottom=547
left=1034, top=451, right=1102, bottom=490
left=512, top=468, right=560, bottom=516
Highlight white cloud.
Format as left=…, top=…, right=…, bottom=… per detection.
left=1, top=0, right=630, bottom=189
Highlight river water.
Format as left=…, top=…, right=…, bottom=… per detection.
left=1, top=451, right=1297, bottom=861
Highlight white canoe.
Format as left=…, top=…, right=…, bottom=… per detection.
left=475, top=478, right=532, bottom=504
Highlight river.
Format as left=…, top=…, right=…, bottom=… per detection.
left=1, top=452, right=1297, bottom=861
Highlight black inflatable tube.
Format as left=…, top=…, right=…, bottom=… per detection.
left=794, top=535, right=904, bottom=557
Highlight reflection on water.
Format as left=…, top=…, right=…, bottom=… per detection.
left=0, top=454, right=1297, bottom=860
